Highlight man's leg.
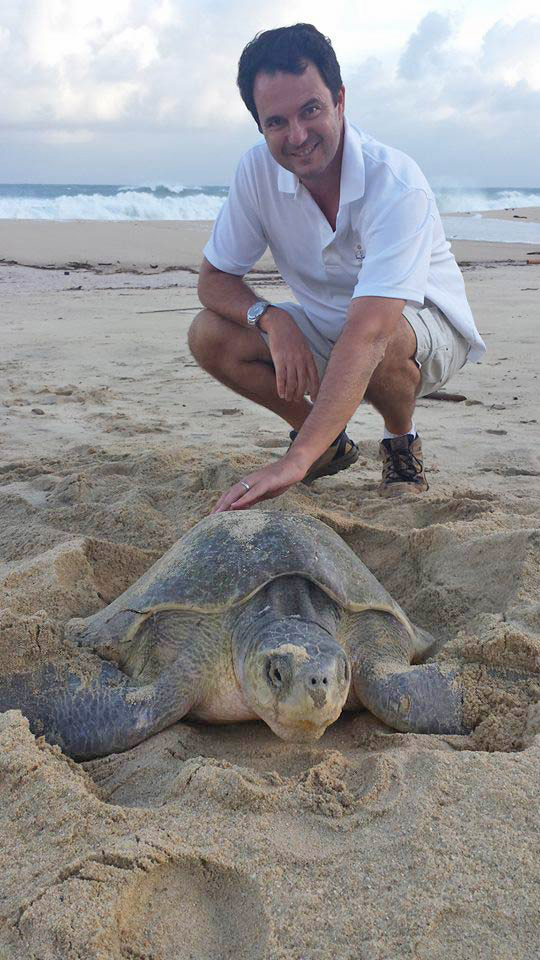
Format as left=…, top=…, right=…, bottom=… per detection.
left=187, top=308, right=358, bottom=482
left=188, top=308, right=312, bottom=431
left=364, top=313, right=420, bottom=432
left=364, top=315, right=428, bottom=496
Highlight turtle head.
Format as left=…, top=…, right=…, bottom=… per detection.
left=234, top=616, right=350, bottom=742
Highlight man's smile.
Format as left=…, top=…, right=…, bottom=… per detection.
left=289, top=141, right=320, bottom=159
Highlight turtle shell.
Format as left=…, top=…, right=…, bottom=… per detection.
left=70, top=511, right=414, bottom=650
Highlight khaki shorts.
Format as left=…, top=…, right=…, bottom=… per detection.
left=262, top=299, right=469, bottom=397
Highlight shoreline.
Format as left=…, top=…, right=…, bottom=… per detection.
left=1, top=209, right=540, bottom=275
left=444, top=205, right=540, bottom=221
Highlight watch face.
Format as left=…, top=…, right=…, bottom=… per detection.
left=248, top=301, right=267, bottom=324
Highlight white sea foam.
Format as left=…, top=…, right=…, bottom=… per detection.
left=1, top=184, right=539, bottom=243
left=0, top=190, right=225, bottom=221
left=117, top=182, right=195, bottom=195
left=435, top=188, right=540, bottom=213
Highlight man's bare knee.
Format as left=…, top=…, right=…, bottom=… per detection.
left=365, top=318, right=419, bottom=400
left=188, top=308, right=226, bottom=362
left=188, top=308, right=272, bottom=371
left=188, top=308, right=245, bottom=376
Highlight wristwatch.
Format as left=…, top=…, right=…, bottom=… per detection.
left=247, top=300, right=271, bottom=328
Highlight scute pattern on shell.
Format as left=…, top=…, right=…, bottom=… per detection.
left=74, top=512, right=412, bottom=646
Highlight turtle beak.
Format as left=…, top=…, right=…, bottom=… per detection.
left=267, top=719, right=327, bottom=743
left=264, top=649, right=350, bottom=742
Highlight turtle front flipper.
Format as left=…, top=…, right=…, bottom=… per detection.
left=0, top=659, right=196, bottom=760
left=355, top=658, right=467, bottom=735
left=347, top=611, right=469, bottom=735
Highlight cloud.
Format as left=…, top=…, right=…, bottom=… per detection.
left=481, top=17, right=540, bottom=88
left=347, top=13, right=540, bottom=132
left=0, top=2, right=538, bottom=184
left=0, top=0, right=304, bottom=129
left=398, top=12, right=453, bottom=80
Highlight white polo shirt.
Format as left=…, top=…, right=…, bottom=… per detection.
left=204, top=118, right=486, bottom=362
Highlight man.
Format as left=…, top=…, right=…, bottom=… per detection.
left=189, top=23, right=485, bottom=513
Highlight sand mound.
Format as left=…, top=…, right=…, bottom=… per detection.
left=1, top=445, right=540, bottom=959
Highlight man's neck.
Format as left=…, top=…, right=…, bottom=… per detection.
left=302, top=124, right=344, bottom=197
left=300, top=124, right=344, bottom=227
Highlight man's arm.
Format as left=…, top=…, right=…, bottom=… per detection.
left=197, top=257, right=261, bottom=326
left=197, top=257, right=320, bottom=402
left=287, top=295, right=406, bottom=472
left=212, top=295, right=405, bottom=512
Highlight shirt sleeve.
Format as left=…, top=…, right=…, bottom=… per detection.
left=203, top=153, right=268, bottom=276
left=352, top=188, right=435, bottom=303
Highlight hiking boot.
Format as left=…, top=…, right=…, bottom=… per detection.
left=289, top=429, right=360, bottom=485
left=378, top=434, right=429, bottom=497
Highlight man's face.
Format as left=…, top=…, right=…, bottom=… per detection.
left=253, top=61, right=345, bottom=184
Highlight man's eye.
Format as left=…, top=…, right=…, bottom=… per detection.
left=303, top=105, right=320, bottom=117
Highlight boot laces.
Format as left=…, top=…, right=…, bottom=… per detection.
left=383, top=439, right=424, bottom=484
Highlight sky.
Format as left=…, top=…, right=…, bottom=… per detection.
left=0, top=0, right=539, bottom=186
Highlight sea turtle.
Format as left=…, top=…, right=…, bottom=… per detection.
left=0, top=511, right=469, bottom=760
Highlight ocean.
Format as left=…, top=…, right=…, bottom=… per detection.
left=1, top=183, right=540, bottom=243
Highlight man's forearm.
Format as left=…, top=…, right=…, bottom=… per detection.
left=198, top=263, right=260, bottom=327
left=197, top=260, right=296, bottom=336
left=288, top=299, right=404, bottom=470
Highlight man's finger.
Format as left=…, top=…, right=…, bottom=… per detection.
left=214, top=482, right=267, bottom=513
left=212, top=482, right=254, bottom=513
left=274, top=357, right=287, bottom=400
left=293, top=364, right=308, bottom=403
left=283, top=363, right=297, bottom=403
left=231, top=482, right=287, bottom=509
left=306, top=358, right=320, bottom=400
left=232, top=492, right=272, bottom=509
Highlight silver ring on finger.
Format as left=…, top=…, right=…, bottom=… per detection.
left=239, top=480, right=250, bottom=492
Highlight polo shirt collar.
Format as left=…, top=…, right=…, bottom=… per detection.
left=340, top=117, right=366, bottom=204
left=277, top=161, right=297, bottom=195
left=276, top=116, right=365, bottom=203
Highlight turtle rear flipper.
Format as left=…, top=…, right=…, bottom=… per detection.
left=0, top=660, right=195, bottom=760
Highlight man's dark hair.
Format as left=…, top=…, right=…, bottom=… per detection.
left=237, top=24, right=343, bottom=130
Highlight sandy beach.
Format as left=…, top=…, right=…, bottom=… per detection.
left=1, top=215, right=539, bottom=960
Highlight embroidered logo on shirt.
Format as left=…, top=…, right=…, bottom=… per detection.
left=354, top=242, right=365, bottom=263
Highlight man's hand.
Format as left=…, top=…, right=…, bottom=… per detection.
left=261, top=308, right=320, bottom=402
left=212, top=452, right=309, bottom=513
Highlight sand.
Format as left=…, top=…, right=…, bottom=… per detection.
left=1, top=215, right=539, bottom=960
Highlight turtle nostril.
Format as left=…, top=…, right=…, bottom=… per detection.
left=310, top=676, right=328, bottom=685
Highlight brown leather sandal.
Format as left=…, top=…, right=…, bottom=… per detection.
left=288, top=430, right=360, bottom=485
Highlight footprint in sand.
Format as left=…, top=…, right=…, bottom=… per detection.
left=115, top=858, right=270, bottom=960
left=17, top=851, right=270, bottom=960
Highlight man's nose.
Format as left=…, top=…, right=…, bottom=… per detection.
left=287, top=118, right=308, bottom=147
